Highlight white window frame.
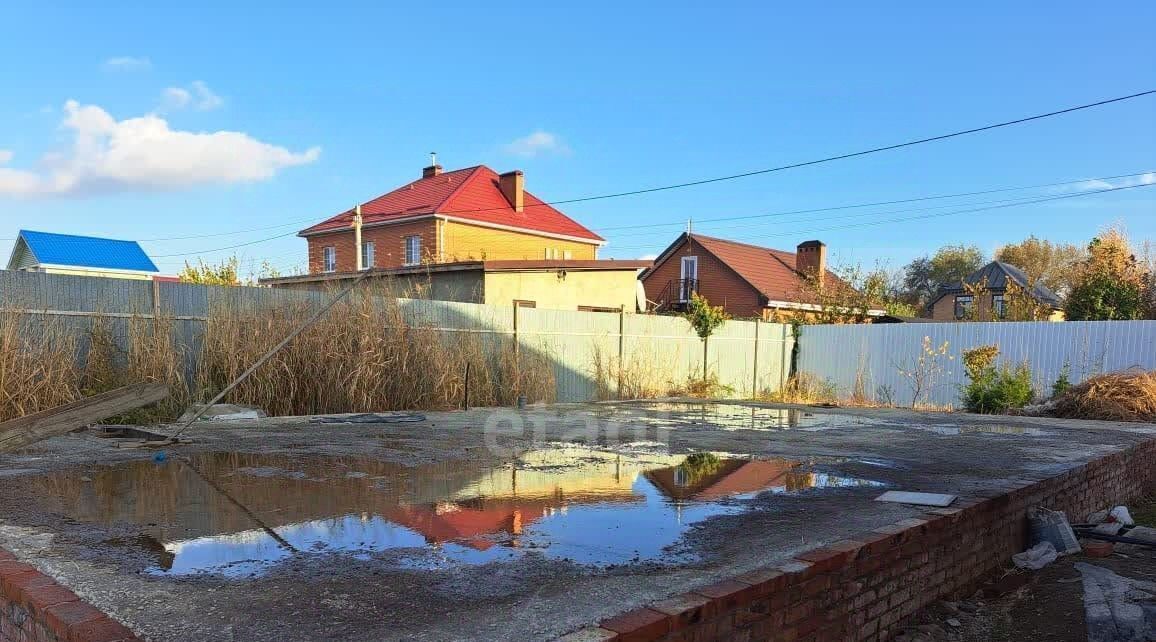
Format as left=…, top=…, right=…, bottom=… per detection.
left=679, top=256, right=699, bottom=302
left=404, top=235, right=422, bottom=266
left=992, top=294, right=1006, bottom=319
left=323, top=246, right=337, bottom=273
left=362, top=241, right=375, bottom=269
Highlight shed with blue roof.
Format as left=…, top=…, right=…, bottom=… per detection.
left=6, top=230, right=161, bottom=280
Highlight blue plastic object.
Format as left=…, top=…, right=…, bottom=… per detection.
left=153, top=451, right=168, bottom=463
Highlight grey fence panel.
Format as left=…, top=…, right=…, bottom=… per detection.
left=797, top=320, right=1156, bottom=408
left=0, top=271, right=795, bottom=405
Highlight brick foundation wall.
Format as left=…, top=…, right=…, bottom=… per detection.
left=0, top=549, right=137, bottom=642
left=561, top=436, right=1156, bottom=642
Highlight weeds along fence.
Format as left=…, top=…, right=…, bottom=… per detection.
left=0, top=271, right=794, bottom=420
left=796, top=321, right=1156, bottom=408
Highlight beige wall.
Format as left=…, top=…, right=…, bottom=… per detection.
left=442, top=221, right=598, bottom=262
left=483, top=269, right=639, bottom=312
left=40, top=267, right=154, bottom=281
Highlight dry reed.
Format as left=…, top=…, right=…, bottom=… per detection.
left=1049, top=370, right=1156, bottom=422
left=0, top=308, right=82, bottom=422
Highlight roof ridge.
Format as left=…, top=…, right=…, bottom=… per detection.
left=692, top=233, right=798, bottom=257
left=432, top=165, right=489, bottom=214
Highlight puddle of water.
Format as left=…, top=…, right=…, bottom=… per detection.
left=917, top=424, right=1051, bottom=436
left=598, top=402, right=879, bottom=431
left=29, top=446, right=881, bottom=577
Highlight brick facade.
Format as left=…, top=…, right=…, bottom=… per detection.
left=642, top=237, right=764, bottom=318
left=560, top=436, right=1156, bottom=642
left=306, top=219, right=598, bottom=274
left=0, top=549, right=137, bottom=641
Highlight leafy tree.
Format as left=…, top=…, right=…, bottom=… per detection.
left=995, top=236, right=1084, bottom=296
left=928, top=244, right=985, bottom=290
left=900, top=245, right=986, bottom=308
left=684, top=292, right=729, bottom=338
left=179, top=257, right=241, bottom=285
left=1064, top=228, right=1146, bottom=321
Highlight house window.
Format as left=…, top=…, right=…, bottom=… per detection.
left=992, top=294, right=1006, bottom=319
left=362, top=241, right=375, bottom=269
left=563, top=250, right=573, bottom=260
left=953, top=295, right=973, bottom=320
left=323, top=246, right=336, bottom=273
left=404, top=235, right=422, bottom=266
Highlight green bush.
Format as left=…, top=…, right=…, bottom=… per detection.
left=961, top=345, right=1034, bottom=413
left=1051, top=363, right=1072, bottom=399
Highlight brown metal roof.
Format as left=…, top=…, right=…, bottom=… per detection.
left=678, top=234, right=848, bottom=303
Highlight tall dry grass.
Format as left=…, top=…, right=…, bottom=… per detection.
left=194, top=290, right=555, bottom=416
left=1, top=289, right=555, bottom=423
left=0, top=308, right=83, bottom=422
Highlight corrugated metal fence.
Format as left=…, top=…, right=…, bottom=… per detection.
left=797, top=321, right=1156, bottom=408
left=0, top=271, right=793, bottom=403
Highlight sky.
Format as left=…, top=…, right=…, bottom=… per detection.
left=1, top=2, right=1154, bottom=277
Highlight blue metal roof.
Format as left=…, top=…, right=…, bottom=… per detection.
left=17, top=230, right=159, bottom=273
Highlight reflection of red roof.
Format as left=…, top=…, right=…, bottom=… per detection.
left=299, top=166, right=603, bottom=242
left=384, top=495, right=643, bottom=550
left=690, top=460, right=797, bottom=500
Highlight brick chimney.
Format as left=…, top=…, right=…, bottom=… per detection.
left=499, top=170, right=524, bottom=213
left=796, top=240, right=827, bottom=285
left=422, top=164, right=443, bottom=179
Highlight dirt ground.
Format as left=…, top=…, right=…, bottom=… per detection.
left=1, top=401, right=1154, bottom=641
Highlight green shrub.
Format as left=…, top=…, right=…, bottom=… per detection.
left=961, top=345, right=1034, bottom=413
left=1051, top=363, right=1072, bottom=399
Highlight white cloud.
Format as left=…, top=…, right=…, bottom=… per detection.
left=102, top=56, right=152, bottom=72
left=0, top=150, right=12, bottom=164
left=160, top=81, right=223, bottom=112
left=638, top=253, right=658, bottom=261
left=502, top=130, right=569, bottom=158
left=0, top=100, right=319, bottom=198
left=1070, top=173, right=1156, bottom=192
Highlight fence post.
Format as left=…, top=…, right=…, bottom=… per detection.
left=617, top=305, right=625, bottom=399
left=752, top=319, right=760, bottom=397
left=780, top=324, right=790, bottom=391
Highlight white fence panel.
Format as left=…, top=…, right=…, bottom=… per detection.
left=797, top=321, right=1156, bottom=408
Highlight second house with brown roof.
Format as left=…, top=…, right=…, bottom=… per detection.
left=641, top=233, right=860, bottom=320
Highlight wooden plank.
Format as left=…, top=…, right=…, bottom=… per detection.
left=0, top=383, right=169, bottom=453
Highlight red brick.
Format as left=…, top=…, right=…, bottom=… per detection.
left=600, top=607, right=670, bottom=642
left=0, top=549, right=16, bottom=562
left=2, top=569, right=53, bottom=596
left=44, top=601, right=105, bottom=637
left=20, top=583, right=80, bottom=614
left=733, top=567, right=786, bottom=593
left=648, top=592, right=713, bottom=629
left=693, top=579, right=761, bottom=611
left=554, top=627, right=618, bottom=642
left=68, top=615, right=137, bottom=642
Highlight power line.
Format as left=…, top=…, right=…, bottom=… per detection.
left=595, top=171, right=1154, bottom=234
left=606, top=183, right=1155, bottom=253
left=133, top=90, right=1154, bottom=245
left=435, top=90, right=1156, bottom=214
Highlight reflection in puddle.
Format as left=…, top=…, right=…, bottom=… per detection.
left=597, top=403, right=879, bottom=431
left=918, top=424, right=1050, bottom=436
left=30, top=447, right=882, bottom=577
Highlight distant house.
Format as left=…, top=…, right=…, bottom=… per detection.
left=269, top=162, right=648, bottom=312
left=297, top=163, right=605, bottom=273
left=5, top=230, right=161, bottom=281
left=262, top=259, right=651, bottom=312
left=640, top=233, right=877, bottom=320
left=927, top=261, right=1063, bottom=321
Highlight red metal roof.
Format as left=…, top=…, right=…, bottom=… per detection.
left=299, top=165, right=604, bottom=242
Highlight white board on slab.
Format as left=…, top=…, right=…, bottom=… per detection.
left=875, top=491, right=957, bottom=507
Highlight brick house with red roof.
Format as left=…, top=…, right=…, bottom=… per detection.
left=298, top=164, right=605, bottom=273
left=641, top=233, right=875, bottom=320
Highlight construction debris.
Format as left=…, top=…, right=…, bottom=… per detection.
left=1075, top=562, right=1156, bottom=642
left=178, top=404, right=266, bottom=422
left=874, top=490, right=957, bottom=507
left=0, top=383, right=169, bottom=453
left=1028, top=506, right=1082, bottom=555
left=1012, top=541, right=1059, bottom=570
left=1049, top=370, right=1156, bottom=422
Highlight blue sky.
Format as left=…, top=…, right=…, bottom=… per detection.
left=1, top=2, right=1153, bottom=276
